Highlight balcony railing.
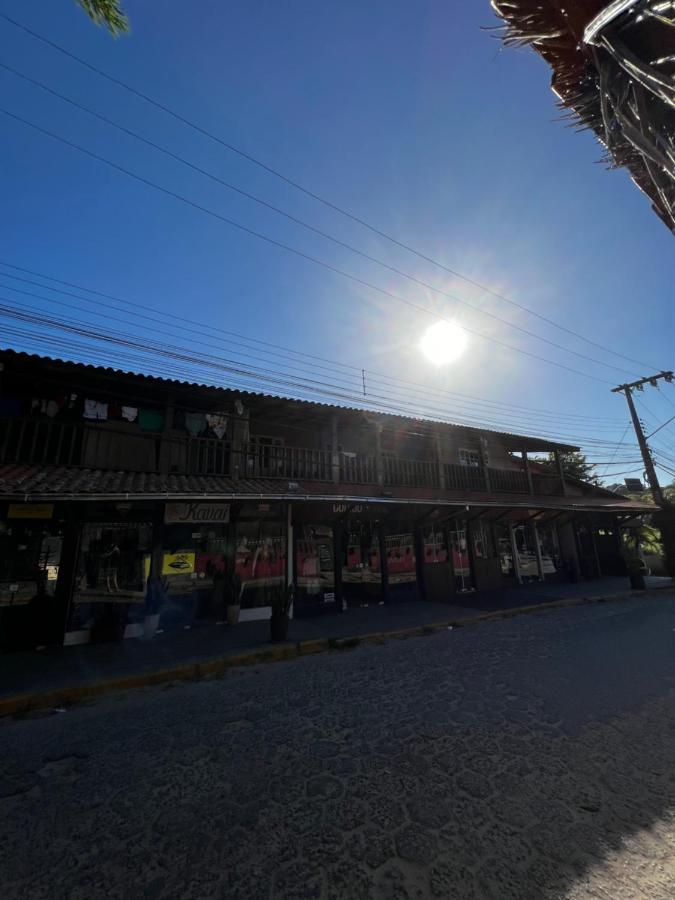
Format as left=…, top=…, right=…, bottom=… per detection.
left=383, top=455, right=439, bottom=488
left=340, top=454, right=377, bottom=484
left=444, top=463, right=486, bottom=492
left=489, top=468, right=530, bottom=494
left=0, top=417, right=84, bottom=466
left=0, top=415, right=566, bottom=497
left=242, top=443, right=331, bottom=481
left=175, top=436, right=231, bottom=477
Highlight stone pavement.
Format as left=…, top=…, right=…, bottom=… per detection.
left=1, top=575, right=669, bottom=707
left=2, top=594, right=675, bottom=898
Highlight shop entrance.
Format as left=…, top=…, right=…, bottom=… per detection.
left=0, top=518, right=66, bottom=651
left=340, top=521, right=382, bottom=608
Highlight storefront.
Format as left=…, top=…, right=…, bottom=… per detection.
left=0, top=491, right=639, bottom=650
left=0, top=502, right=68, bottom=651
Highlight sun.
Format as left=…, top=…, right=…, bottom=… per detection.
left=419, top=320, right=468, bottom=366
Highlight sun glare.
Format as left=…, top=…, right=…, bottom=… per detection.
left=419, top=320, right=467, bottom=366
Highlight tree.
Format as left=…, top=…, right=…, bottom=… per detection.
left=76, top=0, right=129, bottom=35
left=540, top=451, right=600, bottom=486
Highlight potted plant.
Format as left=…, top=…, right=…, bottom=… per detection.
left=626, top=555, right=647, bottom=591
left=270, top=583, right=293, bottom=642
left=143, top=575, right=168, bottom=639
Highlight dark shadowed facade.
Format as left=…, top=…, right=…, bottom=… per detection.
left=0, top=350, right=652, bottom=651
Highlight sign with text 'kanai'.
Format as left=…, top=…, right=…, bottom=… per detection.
left=164, top=502, right=230, bottom=524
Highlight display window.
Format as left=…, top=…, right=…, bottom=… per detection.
left=423, top=528, right=448, bottom=564
left=340, top=522, right=381, bottom=608
left=159, top=523, right=233, bottom=629
left=537, top=522, right=562, bottom=575
left=472, top=522, right=491, bottom=559
left=295, top=525, right=335, bottom=606
left=68, top=522, right=152, bottom=642
left=235, top=519, right=286, bottom=609
left=385, top=532, right=416, bottom=584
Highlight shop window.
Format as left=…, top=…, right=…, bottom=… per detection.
left=296, top=525, right=335, bottom=606
left=159, top=523, right=234, bottom=629
left=423, top=527, right=448, bottom=564
left=0, top=523, right=64, bottom=606
left=68, top=522, right=152, bottom=640
left=472, top=523, right=491, bottom=559
left=459, top=448, right=481, bottom=468
left=537, top=523, right=562, bottom=575
left=385, top=532, right=416, bottom=583
left=341, top=523, right=381, bottom=608
left=449, top=520, right=474, bottom=592
left=235, top=518, right=286, bottom=609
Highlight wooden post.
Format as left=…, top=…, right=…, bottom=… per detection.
left=554, top=449, right=568, bottom=496
left=158, top=397, right=174, bottom=476
left=522, top=450, right=534, bottom=494
left=435, top=431, right=446, bottom=490
left=375, top=423, right=385, bottom=487
left=378, top=521, right=389, bottom=603
left=532, top=521, right=545, bottom=582
left=331, top=414, right=340, bottom=484
left=480, top=437, right=491, bottom=493
left=229, top=400, right=248, bottom=480
left=509, top=523, right=523, bottom=584
left=286, top=502, right=294, bottom=618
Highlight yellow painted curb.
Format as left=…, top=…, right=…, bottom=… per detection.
left=0, top=586, right=669, bottom=718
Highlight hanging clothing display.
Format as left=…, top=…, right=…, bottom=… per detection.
left=84, top=399, right=108, bottom=421
left=121, top=406, right=138, bottom=422
left=185, top=411, right=206, bottom=437
left=138, top=408, right=165, bottom=432
left=206, top=413, right=228, bottom=440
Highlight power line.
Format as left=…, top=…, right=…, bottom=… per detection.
left=0, top=60, right=646, bottom=380
left=0, top=106, right=617, bottom=387
left=0, top=268, right=627, bottom=429
left=600, top=422, right=631, bottom=479
left=0, top=11, right=663, bottom=375
left=0, top=303, right=636, bottom=447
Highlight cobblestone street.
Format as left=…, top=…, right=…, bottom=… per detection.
left=3, top=595, right=675, bottom=899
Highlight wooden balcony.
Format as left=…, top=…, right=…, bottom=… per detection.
left=0, top=415, right=567, bottom=498
left=340, top=454, right=377, bottom=484
left=383, top=455, right=439, bottom=488
left=1, top=417, right=85, bottom=467
left=444, top=463, right=486, bottom=492
left=242, top=443, right=331, bottom=481
left=489, top=468, right=530, bottom=494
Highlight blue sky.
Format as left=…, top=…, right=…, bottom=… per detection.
left=2, top=0, right=675, bottom=481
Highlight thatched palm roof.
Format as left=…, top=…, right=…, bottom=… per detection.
left=492, top=0, right=675, bottom=232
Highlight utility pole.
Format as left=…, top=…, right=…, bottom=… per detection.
left=612, top=371, right=673, bottom=506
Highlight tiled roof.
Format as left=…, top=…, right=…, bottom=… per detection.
left=0, top=464, right=655, bottom=514
left=0, top=465, right=280, bottom=498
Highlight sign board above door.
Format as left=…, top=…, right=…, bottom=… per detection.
left=164, top=503, right=230, bottom=524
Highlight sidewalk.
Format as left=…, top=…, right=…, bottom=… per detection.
left=1, top=576, right=672, bottom=715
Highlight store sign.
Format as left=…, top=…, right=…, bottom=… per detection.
left=332, top=503, right=366, bottom=515
left=7, top=503, right=54, bottom=519
left=164, top=502, right=230, bottom=524
left=162, top=551, right=196, bottom=575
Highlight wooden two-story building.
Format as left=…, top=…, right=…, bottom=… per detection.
left=0, top=350, right=652, bottom=651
